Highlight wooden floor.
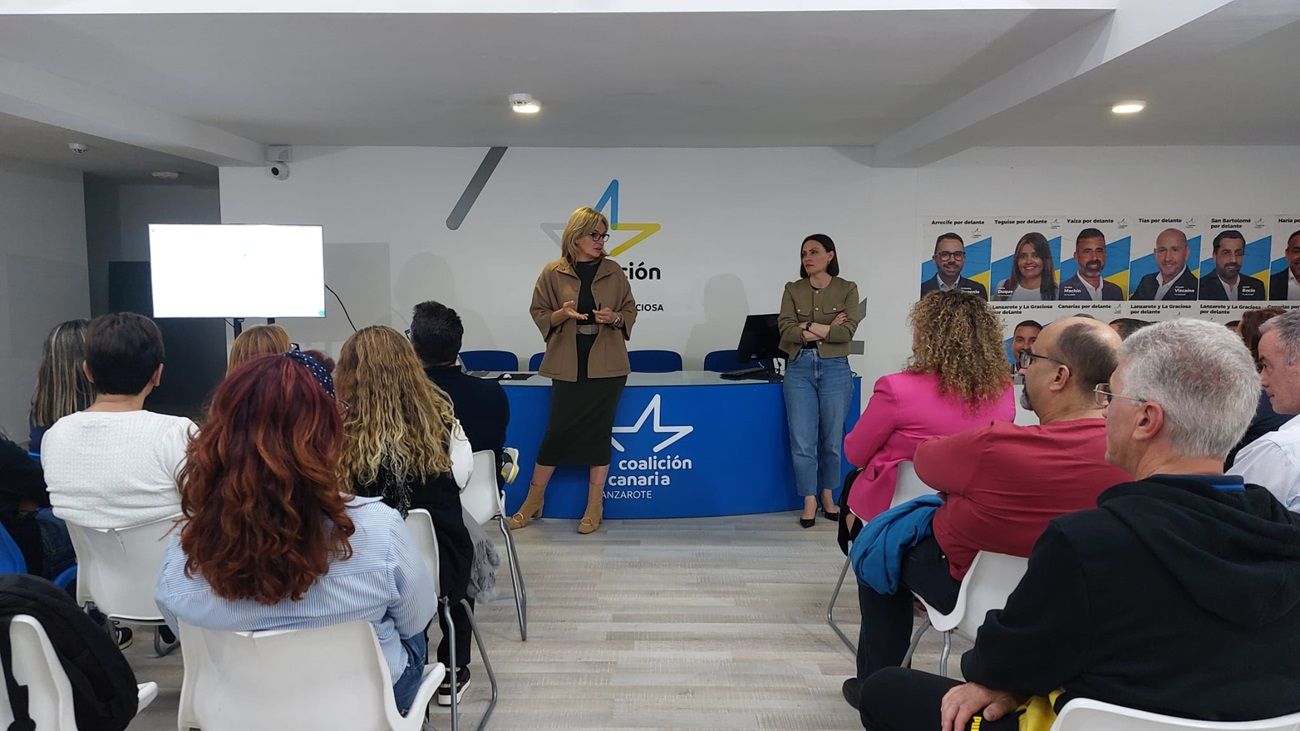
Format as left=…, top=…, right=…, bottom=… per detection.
left=126, top=512, right=966, bottom=730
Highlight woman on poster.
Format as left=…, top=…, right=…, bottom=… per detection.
left=994, top=232, right=1058, bottom=301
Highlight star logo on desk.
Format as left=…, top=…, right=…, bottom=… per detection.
left=610, top=394, right=694, bottom=454
left=540, top=179, right=662, bottom=257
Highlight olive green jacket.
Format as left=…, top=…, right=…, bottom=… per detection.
left=530, top=257, right=637, bottom=381
left=777, top=276, right=860, bottom=358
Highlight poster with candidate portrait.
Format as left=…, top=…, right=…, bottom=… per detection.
left=988, top=217, right=1063, bottom=303
left=1269, top=216, right=1300, bottom=303
left=1056, top=217, right=1132, bottom=305
left=1198, top=217, right=1270, bottom=305
left=918, top=218, right=991, bottom=300
left=1127, top=216, right=1201, bottom=315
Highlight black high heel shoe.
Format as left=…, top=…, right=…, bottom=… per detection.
left=799, top=516, right=816, bottom=528
left=822, top=506, right=841, bottom=521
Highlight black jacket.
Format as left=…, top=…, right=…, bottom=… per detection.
left=424, top=365, right=510, bottom=462
left=920, top=276, right=988, bottom=300
left=1131, top=268, right=1198, bottom=300
left=1270, top=270, right=1296, bottom=301
left=1199, top=271, right=1266, bottom=301
left=962, top=476, right=1300, bottom=721
left=1058, top=274, right=1125, bottom=301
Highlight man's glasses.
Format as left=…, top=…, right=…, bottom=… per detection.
left=934, top=251, right=966, bottom=261
left=1093, top=384, right=1146, bottom=408
left=587, top=232, right=611, bottom=242
left=1017, top=349, right=1068, bottom=370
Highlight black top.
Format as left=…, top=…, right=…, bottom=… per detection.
left=352, top=463, right=473, bottom=602
left=1199, top=272, right=1266, bottom=301
left=423, top=365, right=510, bottom=463
left=1131, top=268, right=1198, bottom=300
left=0, top=437, right=48, bottom=520
left=574, top=259, right=601, bottom=379
left=962, top=476, right=1300, bottom=721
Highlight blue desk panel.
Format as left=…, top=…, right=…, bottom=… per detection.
left=502, top=372, right=861, bottom=519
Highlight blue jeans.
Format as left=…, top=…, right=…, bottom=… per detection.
left=783, top=349, right=854, bottom=498
left=392, top=632, right=428, bottom=716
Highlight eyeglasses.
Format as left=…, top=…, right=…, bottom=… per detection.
left=404, top=328, right=412, bottom=340
left=934, top=251, right=966, bottom=261
left=1017, top=349, right=1069, bottom=370
left=587, top=232, right=611, bottom=242
left=1093, top=384, right=1147, bottom=408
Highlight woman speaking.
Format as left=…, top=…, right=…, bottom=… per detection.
left=513, top=206, right=636, bottom=535
left=778, top=234, right=860, bottom=527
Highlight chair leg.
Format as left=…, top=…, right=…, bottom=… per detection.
left=938, top=631, right=952, bottom=677
left=442, top=598, right=459, bottom=731
left=153, top=625, right=180, bottom=657
left=826, top=554, right=856, bottom=654
left=496, top=515, right=528, bottom=642
left=900, top=616, right=931, bottom=669
left=461, top=599, right=497, bottom=731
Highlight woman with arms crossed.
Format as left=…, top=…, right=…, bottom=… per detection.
left=512, top=206, right=636, bottom=535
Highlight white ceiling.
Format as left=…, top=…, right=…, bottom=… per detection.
left=0, top=2, right=1296, bottom=177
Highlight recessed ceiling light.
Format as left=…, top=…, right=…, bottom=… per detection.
left=1111, top=100, right=1146, bottom=115
left=509, top=93, right=541, bottom=115
left=151, top=171, right=181, bottom=180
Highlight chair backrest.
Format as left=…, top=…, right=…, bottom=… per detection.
left=0, top=523, right=28, bottom=575
left=65, top=515, right=178, bottom=622
left=703, top=349, right=755, bottom=373
left=460, top=450, right=504, bottom=527
left=628, top=349, right=683, bottom=373
left=927, top=551, right=1028, bottom=636
left=528, top=352, right=544, bottom=371
left=459, top=350, right=518, bottom=372
left=403, top=510, right=442, bottom=595
left=0, top=614, right=79, bottom=729
left=1051, top=698, right=1300, bottom=731
left=177, top=620, right=410, bottom=731
left=891, top=461, right=938, bottom=510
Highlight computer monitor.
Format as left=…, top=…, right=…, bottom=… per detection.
left=735, top=314, right=785, bottom=364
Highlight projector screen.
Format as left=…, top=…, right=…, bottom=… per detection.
left=149, top=224, right=326, bottom=318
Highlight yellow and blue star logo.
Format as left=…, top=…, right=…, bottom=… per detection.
left=541, top=179, right=661, bottom=256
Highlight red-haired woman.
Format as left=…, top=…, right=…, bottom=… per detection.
left=154, top=353, right=438, bottom=715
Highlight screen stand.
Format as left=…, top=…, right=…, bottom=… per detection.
left=231, top=317, right=244, bottom=337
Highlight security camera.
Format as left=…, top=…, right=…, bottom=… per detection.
left=68, top=142, right=89, bottom=155
left=267, top=163, right=291, bottom=181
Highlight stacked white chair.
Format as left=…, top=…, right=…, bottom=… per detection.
left=64, top=515, right=181, bottom=656
left=175, top=620, right=443, bottom=731
left=458, top=449, right=527, bottom=642
left=0, top=614, right=157, bottom=729
left=1050, top=698, right=1300, bottom=731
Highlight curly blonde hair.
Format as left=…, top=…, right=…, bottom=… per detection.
left=334, top=325, right=458, bottom=488
left=906, top=291, right=1011, bottom=408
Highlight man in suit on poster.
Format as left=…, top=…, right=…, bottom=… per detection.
left=1059, top=228, right=1125, bottom=301
left=920, top=233, right=988, bottom=300
left=1131, top=228, right=1198, bottom=301
left=1200, top=230, right=1265, bottom=301
left=1269, top=230, right=1300, bottom=301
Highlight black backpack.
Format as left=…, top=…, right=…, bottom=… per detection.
left=0, top=574, right=139, bottom=731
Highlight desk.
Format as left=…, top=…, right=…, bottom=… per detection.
left=502, top=372, right=862, bottom=519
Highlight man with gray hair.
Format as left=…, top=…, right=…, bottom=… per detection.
left=1230, top=308, right=1300, bottom=510
left=857, top=319, right=1300, bottom=731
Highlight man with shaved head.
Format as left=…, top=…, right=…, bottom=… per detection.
left=1132, top=228, right=1198, bottom=301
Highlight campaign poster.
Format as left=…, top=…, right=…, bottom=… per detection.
left=988, top=216, right=1062, bottom=304
left=1056, top=217, right=1132, bottom=305
left=1127, top=216, right=1201, bottom=318
left=918, top=218, right=990, bottom=300
left=1269, top=216, right=1300, bottom=303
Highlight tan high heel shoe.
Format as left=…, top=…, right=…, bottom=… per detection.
left=576, top=480, right=604, bottom=535
left=508, top=483, right=547, bottom=530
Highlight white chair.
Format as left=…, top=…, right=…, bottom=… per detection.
left=1050, top=698, right=1300, bottom=731
left=0, top=614, right=158, bottom=729
left=828, top=461, right=937, bottom=653
left=64, top=515, right=181, bottom=656
left=459, top=449, right=528, bottom=642
left=175, top=620, right=443, bottom=731
left=405, top=509, right=498, bottom=731
left=901, top=550, right=1029, bottom=676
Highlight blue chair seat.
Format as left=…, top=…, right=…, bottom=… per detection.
left=460, top=350, right=519, bottom=372
left=703, top=349, right=758, bottom=373
left=628, top=350, right=683, bottom=373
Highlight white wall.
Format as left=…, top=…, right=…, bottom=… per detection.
left=219, top=145, right=1300, bottom=391
left=0, top=157, right=89, bottom=439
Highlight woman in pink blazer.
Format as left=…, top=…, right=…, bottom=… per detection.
left=844, top=291, right=1015, bottom=520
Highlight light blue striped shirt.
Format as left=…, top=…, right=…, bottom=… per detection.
left=155, top=496, right=438, bottom=679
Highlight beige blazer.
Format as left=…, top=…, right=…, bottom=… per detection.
left=777, top=276, right=861, bottom=358
left=530, top=257, right=637, bottom=381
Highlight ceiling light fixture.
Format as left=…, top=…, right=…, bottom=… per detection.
left=509, top=93, right=541, bottom=115
left=1111, top=100, right=1146, bottom=115
left=151, top=171, right=181, bottom=180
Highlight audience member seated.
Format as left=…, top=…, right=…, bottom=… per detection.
left=409, top=301, right=509, bottom=464
left=27, top=319, right=93, bottom=455
left=1226, top=306, right=1292, bottom=467
left=335, top=325, right=477, bottom=707
left=155, top=353, right=438, bottom=717
left=0, top=432, right=72, bottom=579
left=1107, top=317, right=1151, bottom=340
left=857, top=319, right=1300, bottom=731
left=226, top=323, right=291, bottom=373
left=1230, top=308, right=1300, bottom=509
left=844, top=316, right=1128, bottom=708
left=41, top=313, right=195, bottom=530
left=843, top=291, right=1014, bottom=521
